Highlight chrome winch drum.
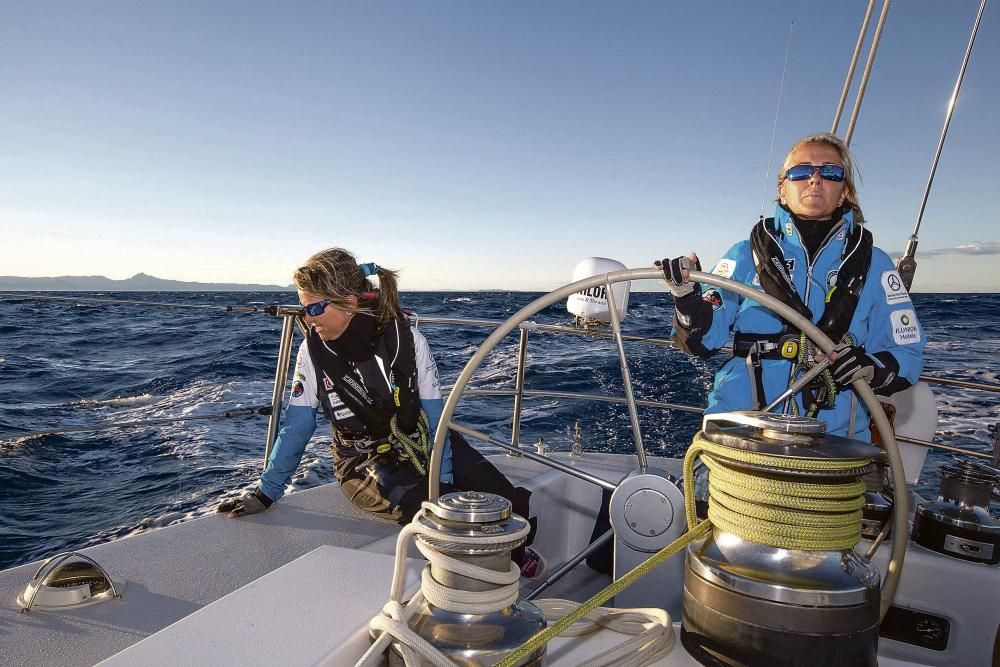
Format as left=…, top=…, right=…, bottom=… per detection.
left=912, top=459, right=1000, bottom=564
left=860, top=462, right=894, bottom=540
left=680, top=412, right=882, bottom=667
left=388, top=491, right=546, bottom=667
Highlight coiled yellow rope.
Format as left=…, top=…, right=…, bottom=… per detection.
left=682, top=433, right=870, bottom=551
left=494, top=430, right=872, bottom=666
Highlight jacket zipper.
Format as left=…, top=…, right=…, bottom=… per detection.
left=781, top=219, right=847, bottom=412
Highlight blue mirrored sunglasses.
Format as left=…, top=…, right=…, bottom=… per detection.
left=784, top=163, right=846, bottom=182
left=302, top=299, right=333, bottom=317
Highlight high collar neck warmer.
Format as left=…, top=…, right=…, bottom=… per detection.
left=325, top=313, right=377, bottom=361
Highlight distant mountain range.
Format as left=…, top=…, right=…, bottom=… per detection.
left=0, top=273, right=294, bottom=292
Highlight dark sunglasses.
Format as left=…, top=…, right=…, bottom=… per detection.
left=302, top=299, right=333, bottom=317
left=784, top=163, right=846, bottom=182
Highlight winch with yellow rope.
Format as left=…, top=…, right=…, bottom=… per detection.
left=680, top=411, right=882, bottom=667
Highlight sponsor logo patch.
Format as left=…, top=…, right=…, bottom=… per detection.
left=890, top=309, right=921, bottom=345
left=291, top=381, right=304, bottom=398
left=702, top=288, right=724, bottom=311
left=881, top=270, right=911, bottom=305
left=836, top=228, right=846, bottom=241
left=327, top=393, right=345, bottom=409
left=334, top=407, right=355, bottom=420
left=713, top=259, right=736, bottom=279
left=827, top=270, right=838, bottom=287
left=751, top=273, right=761, bottom=287
left=323, top=376, right=334, bottom=391
left=785, top=222, right=794, bottom=237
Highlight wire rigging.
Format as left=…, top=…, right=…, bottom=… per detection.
left=759, top=21, right=795, bottom=219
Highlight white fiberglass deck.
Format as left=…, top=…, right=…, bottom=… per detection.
left=2, top=452, right=995, bottom=666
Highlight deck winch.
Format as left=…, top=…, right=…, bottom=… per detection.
left=679, top=412, right=882, bottom=667
left=860, top=461, right=893, bottom=540
left=379, top=491, right=546, bottom=667
left=912, top=459, right=999, bottom=565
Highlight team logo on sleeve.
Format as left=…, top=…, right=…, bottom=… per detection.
left=751, top=272, right=761, bottom=287
left=291, top=381, right=304, bottom=398
left=425, top=358, right=441, bottom=392
left=827, top=270, right=839, bottom=287
left=881, top=271, right=911, bottom=305
left=785, top=222, right=794, bottom=237
left=890, top=309, right=921, bottom=345
left=702, top=288, right=724, bottom=311
left=712, top=259, right=736, bottom=279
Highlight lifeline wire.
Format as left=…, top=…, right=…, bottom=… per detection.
left=0, top=293, right=263, bottom=313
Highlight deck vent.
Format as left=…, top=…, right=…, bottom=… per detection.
left=17, top=552, right=122, bottom=612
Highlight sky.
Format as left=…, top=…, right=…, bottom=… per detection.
left=2, top=1, right=998, bottom=291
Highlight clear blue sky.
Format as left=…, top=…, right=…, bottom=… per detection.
left=3, top=1, right=998, bottom=291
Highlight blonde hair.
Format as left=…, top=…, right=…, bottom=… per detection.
left=293, top=248, right=406, bottom=330
left=778, top=132, right=864, bottom=222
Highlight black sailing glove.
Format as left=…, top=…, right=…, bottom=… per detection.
left=829, top=344, right=902, bottom=394
left=657, top=255, right=715, bottom=357
left=218, top=488, right=273, bottom=518
left=658, top=255, right=701, bottom=298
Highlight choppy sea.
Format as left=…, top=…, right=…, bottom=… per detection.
left=0, top=291, right=997, bottom=571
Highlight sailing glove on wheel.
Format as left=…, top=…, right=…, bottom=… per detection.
left=218, top=488, right=273, bottom=518
left=828, top=344, right=900, bottom=393
left=660, top=254, right=715, bottom=358
left=658, top=255, right=701, bottom=298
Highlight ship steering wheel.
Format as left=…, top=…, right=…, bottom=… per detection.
left=427, top=268, right=908, bottom=619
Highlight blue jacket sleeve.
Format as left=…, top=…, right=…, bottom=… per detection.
left=673, top=243, right=748, bottom=352
left=854, top=251, right=925, bottom=386
left=258, top=404, right=318, bottom=502
left=420, top=396, right=454, bottom=485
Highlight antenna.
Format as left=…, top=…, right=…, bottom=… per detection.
left=760, top=21, right=794, bottom=220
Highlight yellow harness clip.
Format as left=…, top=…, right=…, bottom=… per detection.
left=376, top=443, right=391, bottom=455
left=780, top=339, right=799, bottom=360
left=393, top=387, right=401, bottom=407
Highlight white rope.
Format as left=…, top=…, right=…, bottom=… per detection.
left=355, top=501, right=674, bottom=667
left=533, top=599, right=674, bottom=667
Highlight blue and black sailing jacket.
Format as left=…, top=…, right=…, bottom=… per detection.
left=674, top=205, right=925, bottom=439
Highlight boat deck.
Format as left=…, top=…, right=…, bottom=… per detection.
left=2, top=451, right=996, bottom=666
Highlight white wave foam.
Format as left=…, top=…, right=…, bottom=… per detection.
left=73, top=394, right=156, bottom=408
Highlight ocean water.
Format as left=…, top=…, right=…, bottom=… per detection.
left=0, top=291, right=997, bottom=571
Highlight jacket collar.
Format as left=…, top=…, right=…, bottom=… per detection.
left=771, top=205, right=855, bottom=252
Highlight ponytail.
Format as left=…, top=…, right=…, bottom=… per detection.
left=368, top=265, right=407, bottom=331
left=294, top=248, right=407, bottom=332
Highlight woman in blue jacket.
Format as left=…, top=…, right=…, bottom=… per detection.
left=664, top=132, right=924, bottom=439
